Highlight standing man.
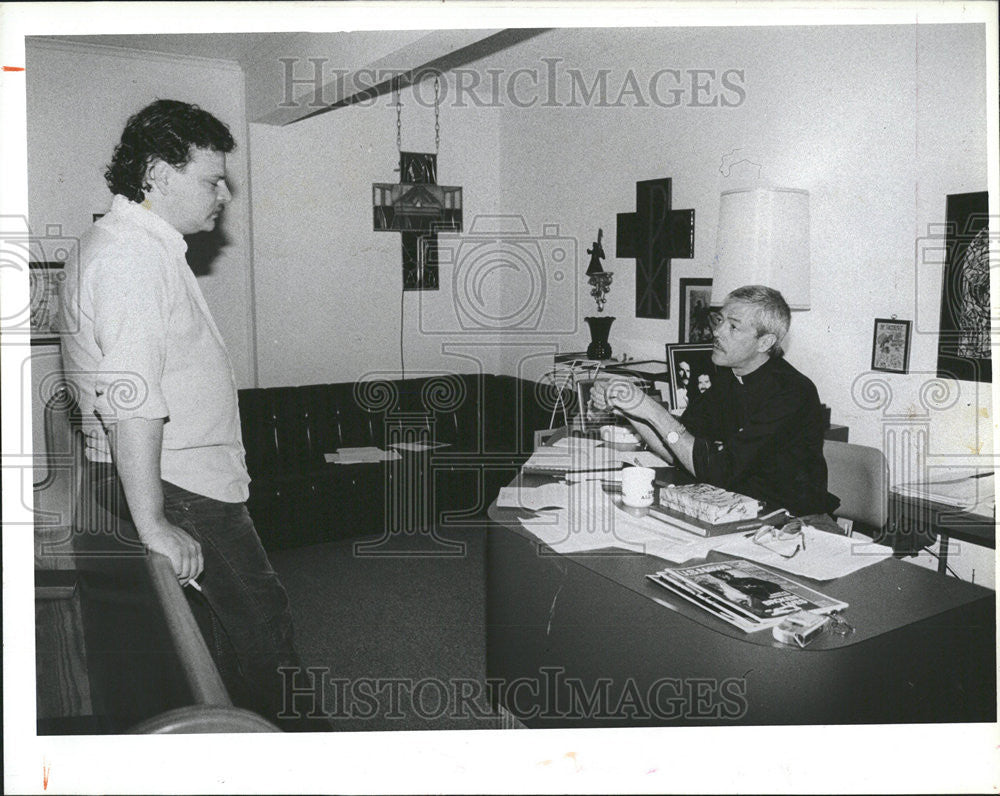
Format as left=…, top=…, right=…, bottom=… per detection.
left=60, top=100, right=305, bottom=730
left=592, top=285, right=839, bottom=520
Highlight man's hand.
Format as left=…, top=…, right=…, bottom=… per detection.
left=138, top=518, right=204, bottom=584
left=590, top=378, right=647, bottom=416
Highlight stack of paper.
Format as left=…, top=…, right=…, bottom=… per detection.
left=523, top=439, right=671, bottom=474
left=324, top=447, right=402, bottom=464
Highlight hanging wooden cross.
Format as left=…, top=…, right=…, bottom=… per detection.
left=373, top=152, right=463, bottom=290
left=616, top=177, right=694, bottom=319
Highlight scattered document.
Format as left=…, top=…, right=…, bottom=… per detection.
left=550, top=436, right=605, bottom=452
left=615, top=450, right=672, bottom=468
left=389, top=441, right=451, bottom=452
left=893, top=471, right=994, bottom=513
left=325, top=447, right=402, bottom=464
left=523, top=444, right=672, bottom=474
left=564, top=470, right=624, bottom=484
left=497, top=483, right=574, bottom=511
left=515, top=488, right=732, bottom=563
left=713, top=525, right=892, bottom=580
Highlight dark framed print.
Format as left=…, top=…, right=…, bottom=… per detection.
left=29, top=261, right=66, bottom=345
left=678, top=277, right=714, bottom=343
left=936, top=191, right=990, bottom=383
left=872, top=318, right=912, bottom=374
left=666, top=343, right=717, bottom=411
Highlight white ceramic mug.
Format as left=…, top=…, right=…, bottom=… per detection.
left=621, top=466, right=655, bottom=508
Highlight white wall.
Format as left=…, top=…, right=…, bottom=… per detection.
left=480, top=24, right=992, bottom=480
left=248, top=83, right=506, bottom=385
left=25, top=38, right=256, bottom=388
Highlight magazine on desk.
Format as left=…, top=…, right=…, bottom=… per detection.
left=647, top=558, right=848, bottom=633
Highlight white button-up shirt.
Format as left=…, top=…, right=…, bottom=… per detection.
left=60, top=194, right=250, bottom=503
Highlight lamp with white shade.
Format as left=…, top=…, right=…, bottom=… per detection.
left=711, top=187, right=811, bottom=309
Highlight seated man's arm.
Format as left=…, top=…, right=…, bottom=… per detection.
left=108, top=418, right=204, bottom=584
left=622, top=417, right=676, bottom=465
left=591, top=380, right=696, bottom=471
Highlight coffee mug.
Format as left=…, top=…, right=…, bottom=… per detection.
left=621, top=466, right=655, bottom=508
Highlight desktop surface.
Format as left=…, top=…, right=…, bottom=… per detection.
left=485, top=471, right=996, bottom=727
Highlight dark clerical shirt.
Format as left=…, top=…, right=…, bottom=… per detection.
left=679, top=356, right=840, bottom=516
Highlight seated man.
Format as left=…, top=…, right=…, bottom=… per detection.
left=592, top=284, right=839, bottom=519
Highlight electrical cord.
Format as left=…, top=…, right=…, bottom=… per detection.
left=918, top=546, right=961, bottom=579
left=400, top=280, right=405, bottom=381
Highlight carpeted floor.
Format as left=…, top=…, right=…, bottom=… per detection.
left=269, top=523, right=501, bottom=732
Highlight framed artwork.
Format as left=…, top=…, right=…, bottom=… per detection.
left=29, top=261, right=65, bottom=345
left=871, top=318, right=912, bottom=374
left=936, top=191, right=990, bottom=383
left=665, top=343, right=717, bottom=412
left=678, top=277, right=714, bottom=343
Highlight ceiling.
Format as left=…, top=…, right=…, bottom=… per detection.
left=37, top=30, right=550, bottom=124
left=40, top=32, right=280, bottom=65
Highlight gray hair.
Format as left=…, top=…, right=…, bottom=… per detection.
left=725, top=285, right=791, bottom=357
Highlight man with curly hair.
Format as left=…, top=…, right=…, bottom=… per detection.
left=60, top=99, right=311, bottom=731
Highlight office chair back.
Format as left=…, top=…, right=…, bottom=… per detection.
left=823, top=440, right=889, bottom=534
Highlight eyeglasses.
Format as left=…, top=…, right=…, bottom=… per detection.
left=752, top=519, right=806, bottom=559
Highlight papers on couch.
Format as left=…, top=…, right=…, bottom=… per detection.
left=325, top=447, right=402, bottom=464
left=389, top=441, right=451, bottom=452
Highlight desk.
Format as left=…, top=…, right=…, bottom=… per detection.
left=888, top=491, right=995, bottom=574
left=486, top=472, right=995, bottom=727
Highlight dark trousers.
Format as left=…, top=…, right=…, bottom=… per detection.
left=86, top=462, right=312, bottom=730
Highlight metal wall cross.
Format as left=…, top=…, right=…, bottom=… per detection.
left=616, top=177, right=694, bottom=319
left=373, top=152, right=463, bottom=291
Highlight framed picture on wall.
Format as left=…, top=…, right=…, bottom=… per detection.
left=936, top=191, right=990, bottom=383
left=29, top=261, right=66, bottom=345
left=871, top=318, right=912, bottom=374
left=666, top=343, right=717, bottom=412
left=678, top=278, right=714, bottom=343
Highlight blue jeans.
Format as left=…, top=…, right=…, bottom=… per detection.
left=87, top=462, right=305, bottom=729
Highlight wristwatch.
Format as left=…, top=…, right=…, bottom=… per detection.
left=667, top=430, right=680, bottom=445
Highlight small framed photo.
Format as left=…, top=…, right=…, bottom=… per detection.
left=666, top=343, right=717, bottom=412
left=678, top=277, right=714, bottom=343
left=29, top=261, right=66, bottom=345
left=871, top=318, right=912, bottom=374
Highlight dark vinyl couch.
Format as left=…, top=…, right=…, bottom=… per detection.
left=237, top=373, right=573, bottom=551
